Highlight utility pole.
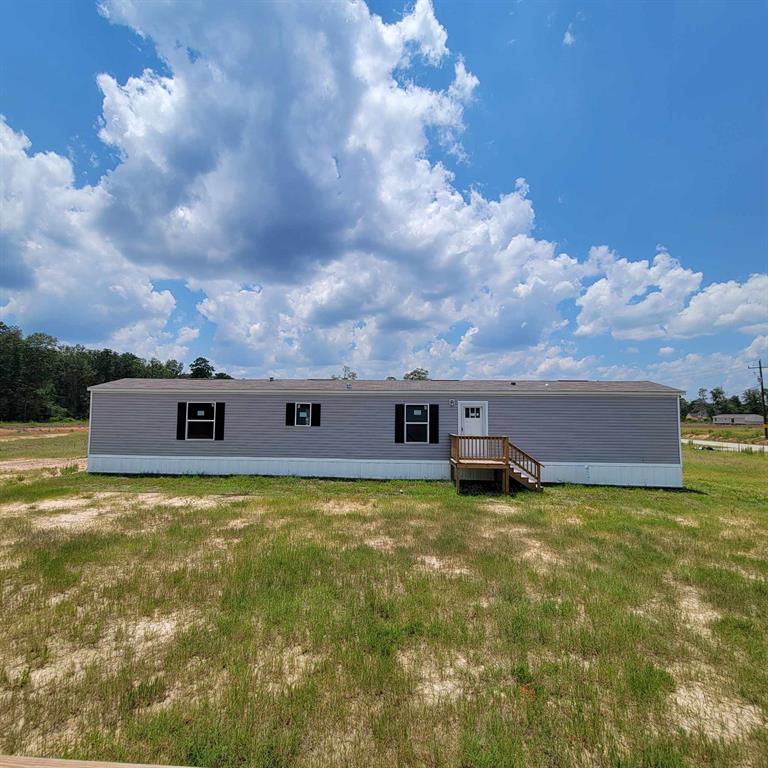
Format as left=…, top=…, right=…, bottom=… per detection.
left=748, top=359, right=768, bottom=439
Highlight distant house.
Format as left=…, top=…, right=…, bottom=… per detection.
left=87, top=378, right=684, bottom=489
left=713, top=413, right=763, bottom=426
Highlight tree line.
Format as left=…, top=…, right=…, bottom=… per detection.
left=680, top=386, right=766, bottom=420
left=0, top=322, right=229, bottom=422
left=2, top=322, right=763, bottom=422
left=333, top=366, right=430, bottom=381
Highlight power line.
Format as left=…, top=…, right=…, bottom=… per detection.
left=747, top=359, right=768, bottom=439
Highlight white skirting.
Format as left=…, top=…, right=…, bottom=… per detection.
left=87, top=454, right=451, bottom=480
left=541, top=461, right=682, bottom=488
left=88, top=454, right=683, bottom=488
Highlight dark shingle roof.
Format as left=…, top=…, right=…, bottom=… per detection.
left=89, top=378, right=682, bottom=395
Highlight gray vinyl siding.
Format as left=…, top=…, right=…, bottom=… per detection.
left=90, top=391, right=681, bottom=465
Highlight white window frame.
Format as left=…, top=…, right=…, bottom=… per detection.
left=404, top=403, right=430, bottom=444
left=295, top=402, right=312, bottom=427
left=186, top=401, right=216, bottom=440
left=457, top=400, right=489, bottom=436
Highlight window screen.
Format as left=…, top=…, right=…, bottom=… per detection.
left=188, top=402, right=215, bottom=421
left=186, top=402, right=216, bottom=439
left=295, top=403, right=311, bottom=426
left=286, top=402, right=320, bottom=427
left=405, top=404, right=429, bottom=443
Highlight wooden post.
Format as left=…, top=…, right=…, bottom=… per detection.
left=455, top=464, right=461, bottom=493
left=502, top=436, right=509, bottom=495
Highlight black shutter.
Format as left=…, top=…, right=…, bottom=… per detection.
left=176, top=402, right=186, bottom=440
left=214, top=402, right=225, bottom=440
left=285, top=402, right=295, bottom=426
left=395, top=403, right=405, bottom=443
left=311, top=403, right=321, bottom=427
left=429, top=403, right=439, bottom=444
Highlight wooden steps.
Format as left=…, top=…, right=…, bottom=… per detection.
left=509, top=463, right=542, bottom=492
left=450, top=434, right=543, bottom=494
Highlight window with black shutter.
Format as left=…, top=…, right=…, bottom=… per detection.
left=186, top=402, right=216, bottom=440
left=286, top=402, right=321, bottom=427
left=395, top=403, right=440, bottom=444
left=405, top=404, right=429, bottom=443
left=177, top=402, right=225, bottom=441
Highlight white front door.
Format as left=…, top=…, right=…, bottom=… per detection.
left=459, top=402, right=488, bottom=436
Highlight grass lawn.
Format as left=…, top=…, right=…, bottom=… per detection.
left=0, top=442, right=766, bottom=767
left=0, top=432, right=88, bottom=462
left=681, top=422, right=767, bottom=446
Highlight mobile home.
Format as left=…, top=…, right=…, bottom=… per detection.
left=712, top=414, right=763, bottom=426
left=87, top=378, right=683, bottom=489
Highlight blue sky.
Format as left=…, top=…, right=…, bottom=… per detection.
left=0, top=0, right=766, bottom=395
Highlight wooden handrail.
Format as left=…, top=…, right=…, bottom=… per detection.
left=450, top=434, right=507, bottom=461
left=508, top=443, right=542, bottom=484
left=507, top=442, right=539, bottom=466
left=449, top=434, right=543, bottom=486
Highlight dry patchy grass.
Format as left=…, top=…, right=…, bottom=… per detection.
left=0, top=446, right=766, bottom=767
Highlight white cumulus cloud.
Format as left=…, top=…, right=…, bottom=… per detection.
left=0, top=119, right=183, bottom=356
left=0, top=0, right=765, bottom=385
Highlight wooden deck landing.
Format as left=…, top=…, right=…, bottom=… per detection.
left=449, top=435, right=543, bottom=493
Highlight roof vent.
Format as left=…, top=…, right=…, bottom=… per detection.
left=510, top=381, right=516, bottom=386
left=269, top=376, right=274, bottom=382
left=345, top=382, right=352, bottom=390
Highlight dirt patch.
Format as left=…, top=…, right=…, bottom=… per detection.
left=718, top=517, right=760, bottom=541
left=317, top=499, right=377, bottom=517
left=35, top=506, right=118, bottom=532
left=364, top=536, right=399, bottom=553
left=0, top=545, right=20, bottom=571
left=0, top=494, right=121, bottom=532
left=483, top=501, right=522, bottom=517
left=0, top=458, right=86, bottom=474
left=723, top=564, right=766, bottom=582
left=1, top=494, right=113, bottom=516
left=0, top=426, right=87, bottom=437
left=631, top=596, right=666, bottom=622
left=0, top=433, right=81, bottom=443
left=1, top=492, right=252, bottom=534
left=7, top=612, right=195, bottom=691
left=224, top=516, right=260, bottom=530
left=476, top=521, right=563, bottom=571
left=672, top=581, right=720, bottom=639
left=519, top=536, right=563, bottom=570
left=670, top=682, right=765, bottom=741
left=416, top=554, right=472, bottom=577
left=398, top=648, right=482, bottom=704
left=131, top=492, right=250, bottom=509
left=479, top=522, right=530, bottom=540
